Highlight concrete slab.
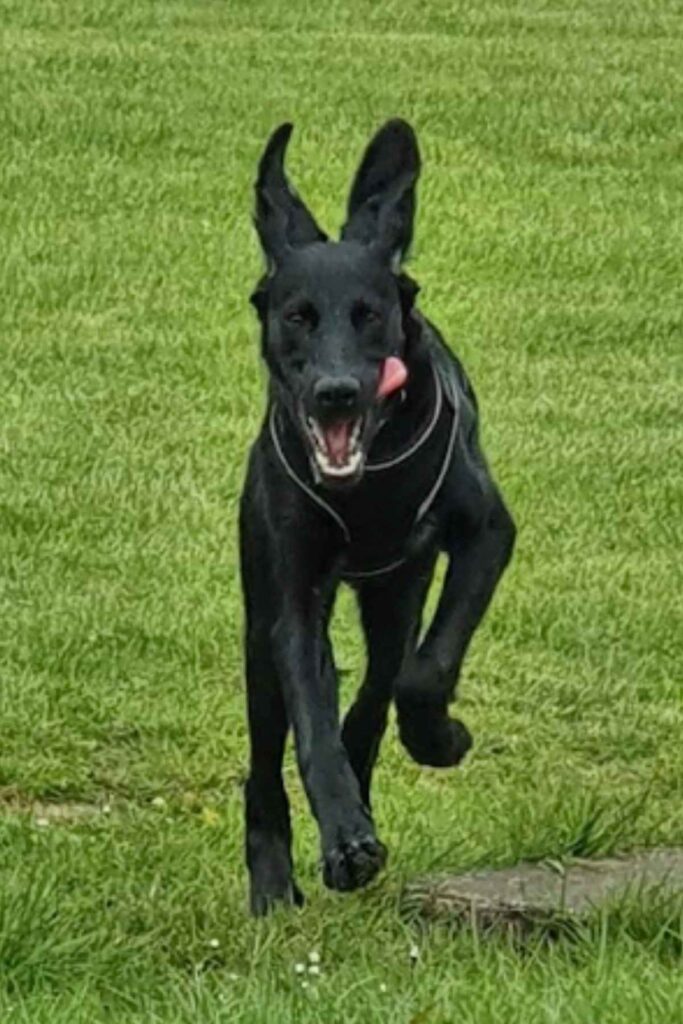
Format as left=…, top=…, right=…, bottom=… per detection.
left=403, top=849, right=683, bottom=935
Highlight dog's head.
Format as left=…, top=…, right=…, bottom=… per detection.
left=251, top=120, right=422, bottom=488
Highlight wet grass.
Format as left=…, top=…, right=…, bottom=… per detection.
left=1, top=0, right=682, bottom=1020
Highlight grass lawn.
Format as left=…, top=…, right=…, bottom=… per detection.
left=1, top=0, right=682, bottom=1020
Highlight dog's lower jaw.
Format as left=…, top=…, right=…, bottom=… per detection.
left=305, top=413, right=367, bottom=484
left=311, top=447, right=364, bottom=483
left=310, top=456, right=366, bottom=490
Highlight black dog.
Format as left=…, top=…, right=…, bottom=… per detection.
left=240, top=120, right=515, bottom=915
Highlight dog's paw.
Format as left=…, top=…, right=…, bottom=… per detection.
left=322, top=834, right=387, bottom=892
left=250, top=879, right=305, bottom=917
left=399, top=714, right=472, bottom=768
left=394, top=655, right=473, bottom=768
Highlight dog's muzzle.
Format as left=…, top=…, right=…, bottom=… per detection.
left=301, top=358, right=409, bottom=484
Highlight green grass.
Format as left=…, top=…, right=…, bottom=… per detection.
left=1, top=0, right=682, bottom=1019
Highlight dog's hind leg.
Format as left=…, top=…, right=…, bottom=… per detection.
left=342, top=551, right=437, bottom=806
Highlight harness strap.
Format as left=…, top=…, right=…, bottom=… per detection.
left=269, top=406, right=351, bottom=544
left=366, top=364, right=442, bottom=471
left=416, top=373, right=459, bottom=522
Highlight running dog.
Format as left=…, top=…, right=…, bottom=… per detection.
left=240, top=120, right=515, bottom=914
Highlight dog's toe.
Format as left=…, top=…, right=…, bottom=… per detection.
left=323, top=835, right=387, bottom=892
left=250, top=880, right=305, bottom=917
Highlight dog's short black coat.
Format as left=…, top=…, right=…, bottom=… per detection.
left=240, top=120, right=516, bottom=914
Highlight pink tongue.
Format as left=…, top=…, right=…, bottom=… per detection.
left=377, top=356, right=408, bottom=397
left=323, top=421, right=351, bottom=465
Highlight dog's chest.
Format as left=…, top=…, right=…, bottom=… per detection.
left=327, top=429, right=449, bottom=579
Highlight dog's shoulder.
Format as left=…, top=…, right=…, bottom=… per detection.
left=416, top=314, right=499, bottom=533
left=417, top=315, right=479, bottom=438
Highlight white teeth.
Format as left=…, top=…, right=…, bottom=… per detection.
left=304, top=416, right=364, bottom=478
left=307, top=416, right=326, bottom=448
left=313, top=448, right=363, bottom=477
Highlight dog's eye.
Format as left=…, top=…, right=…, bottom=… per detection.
left=352, top=302, right=382, bottom=328
left=284, top=303, right=316, bottom=327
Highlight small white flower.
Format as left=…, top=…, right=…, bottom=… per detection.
left=102, top=803, right=112, bottom=815
left=35, top=818, right=49, bottom=828
left=227, top=972, right=239, bottom=982
left=301, top=981, right=309, bottom=990
left=308, top=964, right=320, bottom=976
left=379, top=983, right=388, bottom=994
left=294, top=963, right=306, bottom=975
left=151, top=796, right=166, bottom=808
left=308, top=950, right=320, bottom=964
left=208, top=938, right=220, bottom=949
left=409, top=944, right=420, bottom=962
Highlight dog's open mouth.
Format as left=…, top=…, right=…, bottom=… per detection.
left=305, top=416, right=364, bottom=479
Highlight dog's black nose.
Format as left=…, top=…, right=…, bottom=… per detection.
left=313, top=376, right=361, bottom=414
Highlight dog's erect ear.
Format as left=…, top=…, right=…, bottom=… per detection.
left=254, top=123, right=327, bottom=271
left=341, top=119, right=420, bottom=269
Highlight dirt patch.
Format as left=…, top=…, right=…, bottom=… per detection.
left=31, top=801, right=105, bottom=824
left=403, top=849, right=683, bottom=933
left=0, top=788, right=107, bottom=824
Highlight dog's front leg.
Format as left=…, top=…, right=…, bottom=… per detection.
left=395, top=484, right=516, bottom=767
left=272, top=578, right=387, bottom=892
